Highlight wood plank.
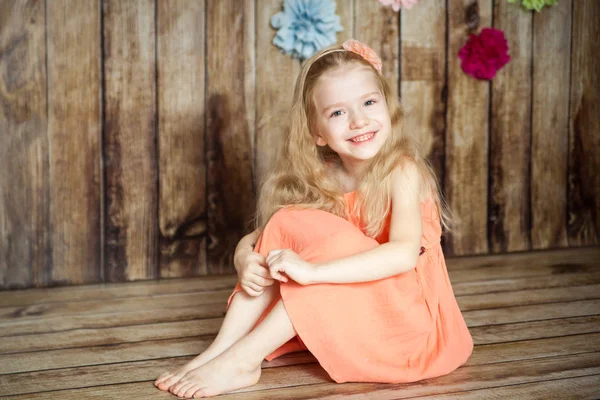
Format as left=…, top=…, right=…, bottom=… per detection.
left=3, top=275, right=596, bottom=323
left=530, top=0, right=571, bottom=250
left=453, top=270, right=600, bottom=296
left=0, top=0, right=49, bottom=289
left=0, top=275, right=237, bottom=308
left=400, top=0, right=447, bottom=181
left=2, top=272, right=597, bottom=336
left=0, top=303, right=226, bottom=337
left=568, top=0, right=600, bottom=246
left=354, top=1, right=399, bottom=90
left=0, top=289, right=231, bottom=320
left=254, top=0, right=299, bottom=188
left=47, top=0, right=102, bottom=285
left=457, top=284, right=600, bottom=311
left=5, top=350, right=599, bottom=399
left=420, top=374, right=600, bottom=400
left=336, top=0, right=353, bottom=42
left=469, top=315, right=600, bottom=346
left=489, top=1, right=532, bottom=253
left=2, top=312, right=599, bottom=375
left=463, top=299, right=600, bottom=327
left=4, top=308, right=600, bottom=356
left=0, top=247, right=594, bottom=308
left=0, top=356, right=323, bottom=397
left=206, top=0, right=256, bottom=274
left=157, top=0, right=208, bottom=278
left=449, top=261, right=598, bottom=283
left=0, top=318, right=223, bottom=354
left=103, top=0, right=158, bottom=281
left=0, top=335, right=212, bottom=375
left=446, top=246, right=600, bottom=270
left=445, top=0, right=492, bottom=256
left=226, top=352, right=600, bottom=399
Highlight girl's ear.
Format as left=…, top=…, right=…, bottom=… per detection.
left=314, top=134, right=327, bottom=147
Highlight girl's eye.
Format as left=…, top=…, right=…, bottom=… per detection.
left=330, top=110, right=343, bottom=118
left=364, top=99, right=376, bottom=106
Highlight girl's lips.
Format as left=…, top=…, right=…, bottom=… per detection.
left=348, top=131, right=377, bottom=144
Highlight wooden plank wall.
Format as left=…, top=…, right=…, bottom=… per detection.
left=0, top=0, right=598, bottom=289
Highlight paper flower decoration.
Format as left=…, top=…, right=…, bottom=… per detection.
left=458, top=28, right=510, bottom=80
left=342, top=39, right=383, bottom=73
left=377, top=0, right=419, bottom=11
left=271, top=0, right=343, bottom=60
left=508, top=0, right=558, bottom=12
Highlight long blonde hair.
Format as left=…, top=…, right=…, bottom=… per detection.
left=253, top=43, right=452, bottom=237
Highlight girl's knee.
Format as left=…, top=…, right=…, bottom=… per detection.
left=264, top=207, right=378, bottom=260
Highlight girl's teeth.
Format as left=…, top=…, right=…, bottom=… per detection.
left=350, top=133, right=374, bottom=142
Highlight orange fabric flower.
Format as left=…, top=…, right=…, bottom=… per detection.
left=342, top=39, right=383, bottom=74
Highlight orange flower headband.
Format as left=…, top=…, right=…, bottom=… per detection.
left=341, top=39, right=383, bottom=74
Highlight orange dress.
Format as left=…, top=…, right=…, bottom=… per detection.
left=227, top=191, right=473, bottom=383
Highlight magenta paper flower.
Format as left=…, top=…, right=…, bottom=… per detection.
left=458, top=28, right=510, bottom=80
left=377, top=0, right=419, bottom=11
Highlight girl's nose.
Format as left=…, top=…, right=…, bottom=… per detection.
left=349, top=111, right=368, bottom=130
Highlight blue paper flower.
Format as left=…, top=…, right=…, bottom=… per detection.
left=271, top=0, right=344, bottom=60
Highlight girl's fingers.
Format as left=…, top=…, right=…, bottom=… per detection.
left=266, top=249, right=284, bottom=265
left=253, top=266, right=273, bottom=279
left=245, top=281, right=264, bottom=293
left=242, top=285, right=263, bottom=297
left=269, top=264, right=288, bottom=283
left=250, top=274, right=275, bottom=287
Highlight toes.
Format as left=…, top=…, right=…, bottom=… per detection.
left=160, top=374, right=183, bottom=391
left=183, top=384, right=202, bottom=399
left=193, top=388, right=217, bottom=398
left=175, top=381, right=195, bottom=398
left=154, top=371, right=172, bottom=386
left=171, top=380, right=189, bottom=397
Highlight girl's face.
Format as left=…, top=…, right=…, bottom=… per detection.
left=312, top=64, right=392, bottom=171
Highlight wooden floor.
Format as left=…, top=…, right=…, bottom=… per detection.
left=0, top=247, right=599, bottom=399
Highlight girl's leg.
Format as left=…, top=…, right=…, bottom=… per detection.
left=170, top=298, right=296, bottom=399
left=155, top=281, right=281, bottom=390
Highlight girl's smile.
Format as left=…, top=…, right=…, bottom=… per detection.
left=348, top=130, right=378, bottom=144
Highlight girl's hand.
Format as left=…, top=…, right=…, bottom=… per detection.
left=234, top=247, right=275, bottom=297
left=266, top=249, right=316, bottom=286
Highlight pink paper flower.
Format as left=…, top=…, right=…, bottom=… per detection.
left=377, top=0, right=419, bottom=11
left=342, top=39, right=383, bottom=73
left=458, top=28, right=510, bottom=80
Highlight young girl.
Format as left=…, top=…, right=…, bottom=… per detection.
left=154, top=39, right=473, bottom=398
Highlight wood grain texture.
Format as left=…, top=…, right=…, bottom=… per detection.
left=47, top=0, right=102, bottom=285
left=568, top=0, right=600, bottom=246
left=103, top=0, right=158, bottom=281
left=1, top=248, right=599, bottom=397
left=206, top=0, right=256, bottom=274
left=5, top=350, right=598, bottom=399
left=336, top=0, right=353, bottom=43
left=254, top=0, right=300, bottom=188
left=418, top=373, right=600, bottom=400
left=4, top=288, right=600, bottom=354
left=530, top=0, right=571, bottom=250
left=0, top=0, right=49, bottom=288
left=400, top=0, right=446, bottom=181
left=354, top=1, right=399, bottom=90
left=489, top=1, right=532, bottom=253
left=157, top=0, right=208, bottom=278
left=445, top=0, right=492, bottom=256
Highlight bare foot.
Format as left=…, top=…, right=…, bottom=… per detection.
left=169, top=347, right=261, bottom=398
left=154, top=346, right=226, bottom=391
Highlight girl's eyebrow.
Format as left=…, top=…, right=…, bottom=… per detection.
left=321, top=91, right=381, bottom=115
